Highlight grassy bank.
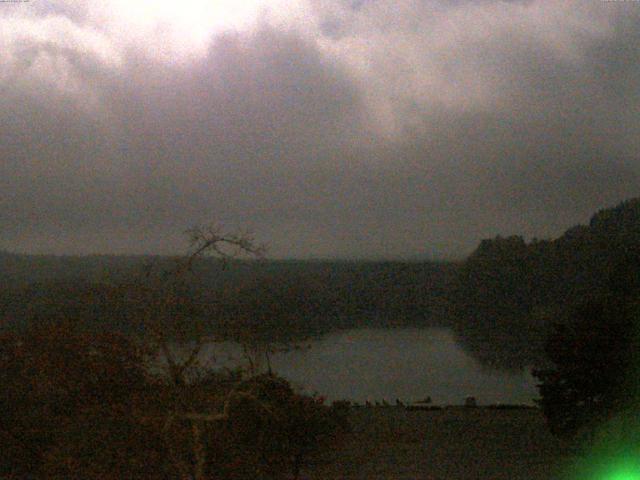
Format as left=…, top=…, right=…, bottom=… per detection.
left=307, top=407, right=570, bottom=479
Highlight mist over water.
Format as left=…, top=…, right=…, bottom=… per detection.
left=195, top=327, right=539, bottom=405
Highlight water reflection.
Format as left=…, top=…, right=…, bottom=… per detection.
left=195, top=327, right=539, bottom=405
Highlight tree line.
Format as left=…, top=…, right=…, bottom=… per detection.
left=450, top=197, right=640, bottom=369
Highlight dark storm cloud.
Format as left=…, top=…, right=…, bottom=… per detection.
left=1, top=1, right=639, bottom=258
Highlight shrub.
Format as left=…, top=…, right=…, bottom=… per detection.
left=0, top=322, right=158, bottom=478
left=533, top=296, right=640, bottom=443
left=205, top=373, right=349, bottom=479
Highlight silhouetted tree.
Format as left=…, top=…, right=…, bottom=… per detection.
left=533, top=295, right=640, bottom=443
left=451, top=198, right=640, bottom=370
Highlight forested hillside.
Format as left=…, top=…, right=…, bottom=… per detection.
left=450, top=198, right=640, bottom=369
left=0, top=254, right=454, bottom=340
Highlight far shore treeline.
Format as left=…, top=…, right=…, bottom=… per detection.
left=2, top=197, right=640, bottom=370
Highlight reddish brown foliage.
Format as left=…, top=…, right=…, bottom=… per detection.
left=0, top=322, right=168, bottom=478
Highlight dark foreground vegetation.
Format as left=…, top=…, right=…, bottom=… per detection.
left=0, top=321, right=349, bottom=478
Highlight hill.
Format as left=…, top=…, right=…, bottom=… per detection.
left=450, top=198, right=640, bottom=369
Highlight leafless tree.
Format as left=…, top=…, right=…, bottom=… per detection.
left=131, top=224, right=271, bottom=479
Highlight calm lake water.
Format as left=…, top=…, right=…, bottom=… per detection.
left=187, top=327, right=539, bottom=406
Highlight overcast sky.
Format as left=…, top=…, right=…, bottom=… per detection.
left=1, top=0, right=639, bottom=259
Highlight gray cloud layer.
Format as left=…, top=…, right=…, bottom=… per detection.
left=1, top=0, right=639, bottom=258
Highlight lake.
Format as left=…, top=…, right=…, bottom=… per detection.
left=189, top=327, right=539, bottom=405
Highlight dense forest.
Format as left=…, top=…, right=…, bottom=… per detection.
left=0, top=255, right=453, bottom=337
left=2, top=198, right=640, bottom=370
left=450, top=197, right=640, bottom=369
